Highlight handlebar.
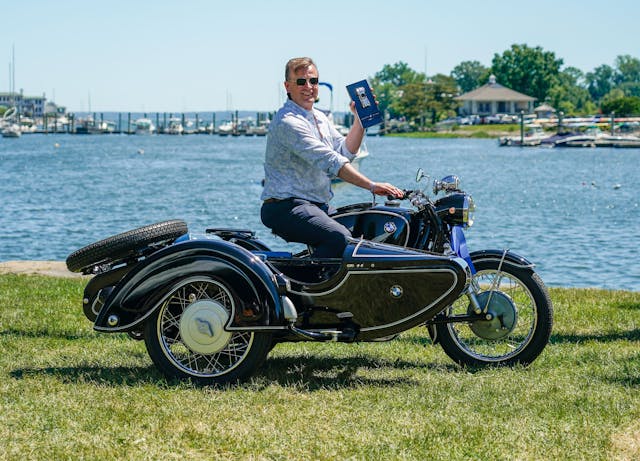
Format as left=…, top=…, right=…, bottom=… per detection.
left=387, top=189, right=412, bottom=201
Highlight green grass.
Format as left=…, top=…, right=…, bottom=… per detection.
left=1, top=273, right=639, bottom=460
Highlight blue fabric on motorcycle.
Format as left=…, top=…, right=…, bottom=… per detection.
left=451, top=225, right=476, bottom=274
left=261, top=198, right=351, bottom=258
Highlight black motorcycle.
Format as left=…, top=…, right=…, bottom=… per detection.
left=67, top=169, right=553, bottom=385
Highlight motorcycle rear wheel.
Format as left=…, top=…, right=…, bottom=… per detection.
left=144, top=276, right=272, bottom=385
left=435, top=258, right=553, bottom=367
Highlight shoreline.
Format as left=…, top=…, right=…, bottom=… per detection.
left=0, top=260, right=86, bottom=278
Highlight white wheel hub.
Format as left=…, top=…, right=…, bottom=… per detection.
left=179, top=300, right=232, bottom=354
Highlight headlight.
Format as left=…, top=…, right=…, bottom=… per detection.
left=463, top=195, right=475, bottom=227
left=433, top=175, right=460, bottom=194
left=435, top=193, right=475, bottom=227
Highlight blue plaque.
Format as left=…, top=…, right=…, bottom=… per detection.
left=346, top=80, right=383, bottom=128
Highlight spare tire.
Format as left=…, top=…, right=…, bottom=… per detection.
left=66, top=220, right=188, bottom=273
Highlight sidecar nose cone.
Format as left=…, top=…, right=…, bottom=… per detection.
left=107, top=315, right=119, bottom=327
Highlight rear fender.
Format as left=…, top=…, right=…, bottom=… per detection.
left=94, top=239, right=287, bottom=332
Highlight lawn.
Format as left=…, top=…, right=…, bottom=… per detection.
left=1, top=273, right=639, bottom=460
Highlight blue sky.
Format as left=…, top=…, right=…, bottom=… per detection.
left=2, top=0, right=639, bottom=112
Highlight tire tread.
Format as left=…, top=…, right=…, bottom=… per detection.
left=66, top=220, right=188, bottom=272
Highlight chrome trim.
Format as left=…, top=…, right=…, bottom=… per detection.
left=351, top=239, right=425, bottom=258
left=282, top=296, right=298, bottom=321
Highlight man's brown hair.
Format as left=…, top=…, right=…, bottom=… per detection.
left=285, top=57, right=316, bottom=81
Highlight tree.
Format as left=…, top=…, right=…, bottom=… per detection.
left=613, top=54, right=640, bottom=85
left=617, top=82, right=640, bottom=98
left=394, top=81, right=429, bottom=123
left=586, top=64, right=615, bottom=102
left=424, top=74, right=460, bottom=124
left=450, top=61, right=490, bottom=93
left=600, top=93, right=640, bottom=116
left=546, top=66, right=595, bottom=116
left=491, top=44, right=563, bottom=102
left=370, top=62, right=425, bottom=119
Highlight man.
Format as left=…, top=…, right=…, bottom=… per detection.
left=261, top=57, right=403, bottom=258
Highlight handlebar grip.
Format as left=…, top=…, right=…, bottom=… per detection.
left=387, top=190, right=410, bottom=201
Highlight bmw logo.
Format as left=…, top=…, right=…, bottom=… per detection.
left=390, top=285, right=403, bottom=298
left=384, top=221, right=397, bottom=234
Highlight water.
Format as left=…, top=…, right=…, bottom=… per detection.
left=1, top=134, right=638, bottom=292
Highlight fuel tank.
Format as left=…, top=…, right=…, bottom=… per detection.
left=332, top=203, right=417, bottom=247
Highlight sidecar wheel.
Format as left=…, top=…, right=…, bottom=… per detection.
left=143, top=276, right=272, bottom=385
left=436, top=259, right=553, bottom=367
left=66, top=220, right=187, bottom=273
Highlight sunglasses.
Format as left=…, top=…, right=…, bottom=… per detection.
left=292, top=77, right=319, bottom=86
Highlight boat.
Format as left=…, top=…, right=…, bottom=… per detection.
left=164, top=118, right=184, bottom=135
left=75, top=116, right=114, bottom=134
left=217, top=120, right=234, bottom=136
left=539, top=130, right=581, bottom=146
left=498, top=124, right=548, bottom=146
left=611, top=137, right=640, bottom=148
left=594, top=132, right=640, bottom=147
left=134, top=118, right=156, bottom=135
left=551, top=127, right=624, bottom=147
left=1, top=106, right=22, bottom=137
left=251, top=120, right=269, bottom=136
left=1, top=123, right=22, bottom=138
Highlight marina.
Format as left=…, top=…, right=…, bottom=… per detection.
left=0, top=110, right=288, bottom=137
left=498, top=116, right=640, bottom=148
left=0, top=111, right=276, bottom=137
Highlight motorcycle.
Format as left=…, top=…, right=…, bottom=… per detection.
left=66, top=169, right=553, bottom=385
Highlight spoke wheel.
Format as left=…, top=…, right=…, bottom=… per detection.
left=144, top=277, right=271, bottom=385
left=436, top=258, right=553, bottom=367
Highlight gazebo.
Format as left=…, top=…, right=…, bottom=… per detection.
left=533, top=103, right=556, bottom=119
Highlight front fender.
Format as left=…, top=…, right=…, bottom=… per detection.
left=94, top=239, right=287, bottom=332
left=470, top=249, right=535, bottom=269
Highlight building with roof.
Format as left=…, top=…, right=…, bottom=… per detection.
left=0, top=91, right=46, bottom=117
left=455, top=75, right=536, bottom=117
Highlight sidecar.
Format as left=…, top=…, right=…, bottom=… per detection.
left=69, top=220, right=470, bottom=384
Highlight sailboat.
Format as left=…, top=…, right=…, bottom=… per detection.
left=2, top=46, right=22, bottom=138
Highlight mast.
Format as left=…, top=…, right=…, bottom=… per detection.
left=12, top=44, right=15, bottom=99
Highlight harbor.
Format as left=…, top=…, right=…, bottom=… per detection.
left=1, top=110, right=280, bottom=137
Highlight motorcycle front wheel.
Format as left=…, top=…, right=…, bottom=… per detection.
left=435, top=257, right=553, bottom=367
left=144, top=276, right=272, bottom=385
